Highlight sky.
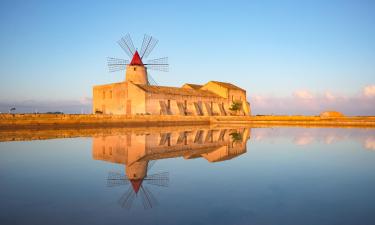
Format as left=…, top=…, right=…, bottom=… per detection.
left=0, top=0, right=374, bottom=115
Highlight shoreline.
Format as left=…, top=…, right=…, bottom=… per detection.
left=0, top=114, right=374, bottom=130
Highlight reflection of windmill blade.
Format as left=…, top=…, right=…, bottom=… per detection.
left=147, top=160, right=156, bottom=171
left=107, top=178, right=130, bottom=187
left=140, top=34, right=158, bottom=59
left=118, top=187, right=136, bottom=209
left=107, top=171, right=130, bottom=187
left=107, top=171, right=129, bottom=187
left=144, top=172, right=169, bottom=187
left=108, top=171, right=127, bottom=180
left=117, top=34, right=136, bottom=58
left=140, top=186, right=158, bottom=209
left=107, top=57, right=129, bottom=72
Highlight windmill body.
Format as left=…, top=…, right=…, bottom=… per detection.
left=92, top=34, right=251, bottom=116
left=126, top=51, right=148, bottom=85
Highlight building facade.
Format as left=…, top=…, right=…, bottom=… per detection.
left=93, top=53, right=251, bottom=116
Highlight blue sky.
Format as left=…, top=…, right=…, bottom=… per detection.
left=0, top=0, right=374, bottom=114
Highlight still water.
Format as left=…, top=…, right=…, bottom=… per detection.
left=0, top=126, right=374, bottom=225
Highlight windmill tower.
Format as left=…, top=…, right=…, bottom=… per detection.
left=107, top=34, right=169, bottom=85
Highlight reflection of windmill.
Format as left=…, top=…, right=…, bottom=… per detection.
left=107, top=34, right=169, bottom=85
left=107, top=161, right=169, bottom=210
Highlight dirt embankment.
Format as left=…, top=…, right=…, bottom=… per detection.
left=0, top=114, right=374, bottom=130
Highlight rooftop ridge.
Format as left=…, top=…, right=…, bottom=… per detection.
left=208, top=81, right=245, bottom=91
left=136, top=84, right=223, bottom=98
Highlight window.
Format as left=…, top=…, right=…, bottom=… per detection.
left=102, top=91, right=105, bottom=99
left=109, top=90, right=113, bottom=99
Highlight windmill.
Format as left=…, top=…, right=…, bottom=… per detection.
left=107, top=160, right=169, bottom=210
left=107, top=34, right=169, bottom=85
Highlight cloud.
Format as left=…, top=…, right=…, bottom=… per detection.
left=249, top=85, right=375, bottom=116
left=324, top=91, right=336, bottom=101
left=363, top=85, right=375, bottom=98
left=293, top=90, right=314, bottom=100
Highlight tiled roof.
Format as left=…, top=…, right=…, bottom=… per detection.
left=136, top=84, right=223, bottom=98
left=182, top=83, right=203, bottom=90
left=208, top=81, right=245, bottom=91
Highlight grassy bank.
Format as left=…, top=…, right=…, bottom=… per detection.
left=212, top=115, right=375, bottom=127
left=0, top=114, right=211, bottom=129
left=0, top=113, right=374, bottom=129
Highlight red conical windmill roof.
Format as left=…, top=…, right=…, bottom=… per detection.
left=130, top=179, right=143, bottom=193
left=130, top=51, right=143, bottom=66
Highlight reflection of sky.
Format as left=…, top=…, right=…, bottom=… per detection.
left=0, top=128, right=375, bottom=225
left=252, top=127, right=375, bottom=150
left=365, top=137, right=375, bottom=150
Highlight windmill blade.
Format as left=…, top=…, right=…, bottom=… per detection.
left=145, top=57, right=169, bottom=72
left=117, top=34, right=136, bottom=58
left=147, top=73, right=158, bottom=86
left=147, top=160, right=156, bottom=171
left=118, top=187, right=136, bottom=209
left=140, top=186, right=158, bottom=209
left=144, top=172, right=169, bottom=187
left=146, top=64, right=169, bottom=72
left=107, top=57, right=129, bottom=72
left=140, top=34, right=158, bottom=59
left=140, top=34, right=151, bottom=57
left=146, top=57, right=168, bottom=65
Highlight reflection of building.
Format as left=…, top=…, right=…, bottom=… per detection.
left=93, top=127, right=251, bottom=175
left=92, top=127, right=251, bottom=209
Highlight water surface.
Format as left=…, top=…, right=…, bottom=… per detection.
left=0, top=126, right=374, bottom=225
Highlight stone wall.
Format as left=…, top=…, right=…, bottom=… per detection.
left=145, top=93, right=229, bottom=116
left=92, top=82, right=128, bottom=115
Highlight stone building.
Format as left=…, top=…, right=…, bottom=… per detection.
left=93, top=51, right=251, bottom=116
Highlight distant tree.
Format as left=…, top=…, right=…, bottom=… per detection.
left=229, top=101, right=242, bottom=115
left=9, top=107, right=16, bottom=113
left=46, top=111, right=64, bottom=114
